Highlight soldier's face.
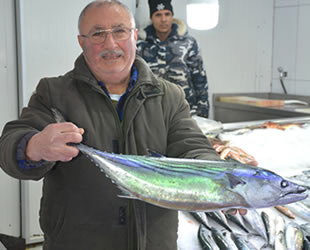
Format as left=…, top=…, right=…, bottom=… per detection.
left=151, top=10, right=173, bottom=34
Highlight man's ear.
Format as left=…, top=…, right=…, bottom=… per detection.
left=134, top=29, right=138, bottom=41
left=77, top=35, right=84, bottom=49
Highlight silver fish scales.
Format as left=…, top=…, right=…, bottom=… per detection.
left=75, top=143, right=307, bottom=212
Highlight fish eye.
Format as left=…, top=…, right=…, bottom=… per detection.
left=281, top=180, right=289, bottom=188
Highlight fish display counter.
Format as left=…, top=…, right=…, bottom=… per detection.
left=213, top=92, right=310, bottom=123
left=177, top=116, right=310, bottom=250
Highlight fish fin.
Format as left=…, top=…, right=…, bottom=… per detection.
left=51, top=107, right=66, bottom=123
left=117, top=189, right=138, bottom=200
left=226, top=173, right=246, bottom=189
left=225, top=158, right=241, bottom=163
left=117, top=188, right=138, bottom=200
left=146, top=149, right=166, bottom=158
left=117, top=194, right=138, bottom=200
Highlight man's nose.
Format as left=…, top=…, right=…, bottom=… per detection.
left=103, top=32, right=117, bottom=47
left=161, top=16, right=167, bottom=22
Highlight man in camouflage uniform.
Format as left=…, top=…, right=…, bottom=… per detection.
left=137, top=0, right=210, bottom=117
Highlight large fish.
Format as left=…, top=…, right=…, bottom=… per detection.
left=74, top=143, right=307, bottom=212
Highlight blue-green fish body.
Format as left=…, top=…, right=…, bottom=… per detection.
left=76, top=143, right=307, bottom=212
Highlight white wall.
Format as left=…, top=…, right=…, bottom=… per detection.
left=272, top=0, right=310, bottom=95
left=0, top=0, right=20, bottom=238
left=17, top=0, right=88, bottom=107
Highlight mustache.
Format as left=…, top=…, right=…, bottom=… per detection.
left=99, top=49, right=124, bottom=57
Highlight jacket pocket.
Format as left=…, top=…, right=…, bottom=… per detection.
left=39, top=198, right=67, bottom=243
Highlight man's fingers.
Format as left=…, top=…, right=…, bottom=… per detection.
left=53, top=122, right=82, bottom=134
left=60, top=131, right=83, bottom=144
left=224, top=208, right=247, bottom=216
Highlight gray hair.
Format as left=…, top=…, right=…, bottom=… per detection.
left=78, top=0, right=136, bottom=34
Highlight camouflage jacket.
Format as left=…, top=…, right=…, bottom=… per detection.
left=137, top=20, right=209, bottom=117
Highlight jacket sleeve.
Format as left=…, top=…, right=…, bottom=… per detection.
left=0, top=78, right=56, bottom=180
left=164, top=82, right=220, bottom=161
left=186, top=38, right=210, bottom=118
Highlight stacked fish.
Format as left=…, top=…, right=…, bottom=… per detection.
left=191, top=207, right=310, bottom=250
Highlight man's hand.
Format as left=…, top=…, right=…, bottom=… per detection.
left=26, top=122, right=84, bottom=162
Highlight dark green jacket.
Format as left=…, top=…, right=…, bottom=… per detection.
left=0, top=54, right=219, bottom=250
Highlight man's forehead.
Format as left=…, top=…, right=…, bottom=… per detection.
left=81, top=5, right=132, bottom=30
left=153, top=9, right=172, bottom=15
left=90, top=24, right=127, bottom=31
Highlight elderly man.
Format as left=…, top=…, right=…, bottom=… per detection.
left=0, top=1, right=224, bottom=249
left=137, top=0, right=210, bottom=118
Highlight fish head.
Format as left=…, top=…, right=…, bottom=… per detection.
left=231, top=167, right=308, bottom=208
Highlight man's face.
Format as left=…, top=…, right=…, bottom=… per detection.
left=78, top=4, right=138, bottom=80
left=151, top=9, right=173, bottom=34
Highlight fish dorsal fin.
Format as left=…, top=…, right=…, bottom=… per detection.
left=147, top=149, right=165, bottom=158
left=118, top=194, right=138, bottom=200
left=226, top=173, right=246, bottom=189
left=51, top=107, right=66, bottom=123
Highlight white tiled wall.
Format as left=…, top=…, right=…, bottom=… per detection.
left=272, top=0, right=310, bottom=95
left=0, top=0, right=20, bottom=238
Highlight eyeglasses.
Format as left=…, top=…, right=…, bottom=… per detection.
left=80, top=27, right=135, bottom=44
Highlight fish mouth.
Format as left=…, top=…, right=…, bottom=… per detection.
left=280, top=186, right=308, bottom=203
